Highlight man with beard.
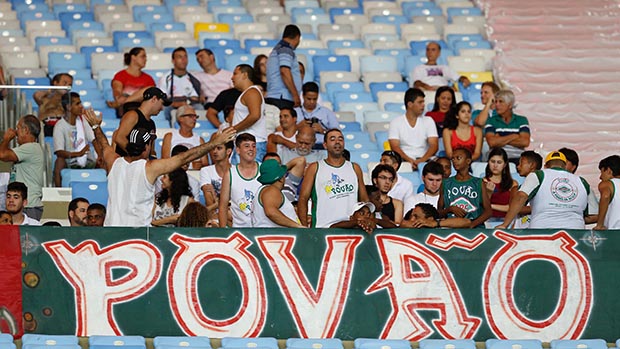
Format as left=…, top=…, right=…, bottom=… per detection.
left=298, top=128, right=368, bottom=228
left=67, top=197, right=89, bottom=227
left=5, top=182, right=40, bottom=225
left=278, top=125, right=326, bottom=164
left=404, top=161, right=444, bottom=214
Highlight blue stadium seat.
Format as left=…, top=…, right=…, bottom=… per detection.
left=0, top=334, right=14, bottom=343
left=224, top=53, right=255, bottom=72
left=53, top=69, right=92, bottom=80
left=71, top=181, right=108, bottom=206
left=14, top=77, right=50, bottom=87
left=343, top=131, right=375, bottom=151
left=383, top=102, right=405, bottom=113
left=14, top=2, right=48, bottom=14
left=164, top=0, right=200, bottom=9
left=48, top=52, right=88, bottom=73
left=372, top=15, right=410, bottom=35
left=68, top=21, right=105, bottom=40
left=485, top=339, right=542, bottom=349
left=286, top=339, right=343, bottom=349
left=150, top=22, right=186, bottom=32
left=90, top=0, right=123, bottom=5
left=374, top=48, right=411, bottom=75
left=374, top=130, right=388, bottom=150
left=112, top=31, right=152, bottom=46
left=80, top=45, right=117, bottom=68
left=132, top=5, right=169, bottom=21
left=291, top=6, right=325, bottom=20
left=211, top=47, right=248, bottom=69
left=360, top=55, right=399, bottom=75
left=400, top=171, right=422, bottom=188
left=203, top=38, right=242, bottom=50
left=89, top=336, right=146, bottom=349
left=325, top=81, right=365, bottom=104
left=72, top=78, right=98, bottom=89
left=419, top=340, right=475, bottom=349
left=58, top=11, right=95, bottom=31
left=403, top=6, right=442, bottom=18
left=350, top=149, right=382, bottom=170
left=339, top=102, right=379, bottom=124
left=364, top=110, right=400, bottom=124
left=453, top=40, right=492, bottom=54
left=217, top=13, right=254, bottom=25
left=446, top=34, right=485, bottom=49
left=339, top=121, right=361, bottom=132
left=18, top=11, right=55, bottom=24
left=35, top=37, right=73, bottom=50
left=117, top=37, right=156, bottom=51
left=327, top=39, right=365, bottom=51
left=334, top=91, right=374, bottom=111
left=328, top=7, right=363, bottom=21
left=52, top=3, right=88, bottom=16
left=447, top=7, right=483, bottom=22
left=153, top=337, right=211, bottom=349
left=369, top=82, right=408, bottom=101
left=207, top=0, right=243, bottom=12
left=22, top=335, right=78, bottom=347
left=60, top=169, right=107, bottom=188
left=244, top=39, right=277, bottom=50
left=313, top=55, right=352, bottom=82
left=550, top=340, right=607, bottom=349
left=137, top=13, right=175, bottom=28
left=221, top=338, right=278, bottom=349
left=354, top=339, right=410, bottom=349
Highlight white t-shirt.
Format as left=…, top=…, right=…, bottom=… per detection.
left=53, top=117, right=95, bottom=167
left=158, top=72, right=199, bottom=99
left=412, top=64, right=460, bottom=87
left=388, top=115, right=438, bottom=159
left=200, top=164, right=223, bottom=196
left=388, top=176, right=414, bottom=203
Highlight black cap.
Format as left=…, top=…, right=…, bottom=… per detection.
left=126, top=128, right=152, bottom=156
left=143, top=87, right=172, bottom=106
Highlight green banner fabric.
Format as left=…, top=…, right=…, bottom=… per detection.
left=18, top=227, right=619, bottom=341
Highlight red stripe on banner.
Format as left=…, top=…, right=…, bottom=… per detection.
left=0, top=225, right=23, bottom=338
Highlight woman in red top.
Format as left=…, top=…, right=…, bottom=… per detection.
left=484, top=147, right=518, bottom=218
left=107, top=47, right=156, bottom=117
left=425, top=85, right=456, bottom=135
left=442, top=101, right=483, bottom=160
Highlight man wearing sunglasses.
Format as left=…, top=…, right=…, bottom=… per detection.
left=160, top=105, right=208, bottom=170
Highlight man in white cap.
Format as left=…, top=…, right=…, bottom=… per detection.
left=83, top=109, right=235, bottom=226
left=251, top=159, right=305, bottom=228
left=497, top=150, right=591, bottom=229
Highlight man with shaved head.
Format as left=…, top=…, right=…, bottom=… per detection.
left=412, top=41, right=470, bottom=91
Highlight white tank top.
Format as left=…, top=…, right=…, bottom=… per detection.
left=229, top=162, right=261, bottom=227
left=312, top=160, right=359, bottom=228
left=106, top=158, right=155, bottom=226
left=233, top=85, right=266, bottom=142
left=604, top=178, right=620, bottom=229
left=169, top=129, right=202, bottom=169
left=530, top=169, right=588, bottom=229
left=251, top=185, right=300, bottom=227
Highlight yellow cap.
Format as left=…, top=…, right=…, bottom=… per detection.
left=545, top=150, right=567, bottom=163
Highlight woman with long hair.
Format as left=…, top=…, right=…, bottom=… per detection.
left=425, top=85, right=456, bottom=134
left=483, top=147, right=517, bottom=219
left=107, top=47, right=156, bottom=117
left=151, top=168, right=194, bottom=227
left=442, top=101, right=483, bottom=160
left=252, top=54, right=268, bottom=90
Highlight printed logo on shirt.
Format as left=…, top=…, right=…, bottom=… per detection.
left=239, top=189, right=255, bottom=215
left=550, top=177, right=578, bottom=202
left=323, top=173, right=355, bottom=198
left=427, top=67, right=445, bottom=77
left=450, top=197, right=476, bottom=213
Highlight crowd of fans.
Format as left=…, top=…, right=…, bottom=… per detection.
left=1, top=24, right=619, bottom=231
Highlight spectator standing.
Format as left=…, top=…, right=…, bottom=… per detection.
left=484, top=89, right=530, bottom=162
left=53, top=92, right=96, bottom=187
left=107, top=47, right=156, bottom=117
left=231, top=64, right=267, bottom=161
left=194, top=48, right=233, bottom=107
left=200, top=140, right=233, bottom=221
left=67, top=197, right=89, bottom=227
left=594, top=155, right=620, bottom=230
left=218, top=133, right=261, bottom=227
left=5, top=182, right=40, bottom=225
left=388, top=88, right=438, bottom=170
left=33, top=73, right=73, bottom=137
left=442, top=101, right=483, bottom=160
left=205, top=87, right=241, bottom=128
left=412, top=42, right=470, bottom=91
left=0, top=115, right=44, bottom=220
left=161, top=105, right=207, bottom=169
left=157, top=47, right=204, bottom=126
left=558, top=147, right=599, bottom=224
left=497, top=151, right=590, bottom=229
left=298, top=129, right=368, bottom=228
left=265, top=24, right=302, bottom=109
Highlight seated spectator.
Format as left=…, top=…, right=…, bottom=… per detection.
left=380, top=150, right=414, bottom=203
left=425, top=85, right=456, bottom=134
left=484, top=147, right=518, bottom=222
left=497, top=151, right=590, bottom=229
left=33, top=73, right=73, bottom=137
left=388, top=88, right=438, bottom=170
left=404, top=161, right=444, bottom=213
left=177, top=202, right=213, bottom=227
left=67, top=197, right=89, bottom=227
left=158, top=47, right=204, bottom=126
left=252, top=54, right=268, bottom=91
left=436, top=156, right=452, bottom=178
left=594, top=155, right=620, bottom=230
left=0, top=210, right=12, bottom=225
left=267, top=107, right=298, bottom=154
left=412, top=41, right=471, bottom=91
left=400, top=203, right=471, bottom=228
left=370, top=164, right=404, bottom=225
left=152, top=168, right=195, bottom=227
left=511, top=150, right=543, bottom=229
left=442, top=101, right=483, bottom=160
left=218, top=133, right=261, bottom=227
left=437, top=148, right=491, bottom=228
left=231, top=64, right=267, bottom=161
left=558, top=147, right=599, bottom=223
left=107, top=47, right=156, bottom=117
left=472, top=81, right=500, bottom=127
left=330, top=202, right=377, bottom=234
left=161, top=105, right=207, bottom=169
left=194, top=48, right=233, bottom=108
left=295, top=82, right=339, bottom=139
left=53, top=92, right=96, bottom=187
left=114, top=87, right=170, bottom=157
left=366, top=187, right=398, bottom=229
left=251, top=159, right=304, bottom=228
left=87, top=203, right=106, bottom=226
left=0, top=114, right=44, bottom=220
left=43, top=221, right=62, bottom=226
left=200, top=140, right=233, bottom=223
left=205, top=88, right=241, bottom=128
left=5, top=182, right=40, bottom=225
left=279, top=125, right=326, bottom=165
left=484, top=89, right=530, bottom=162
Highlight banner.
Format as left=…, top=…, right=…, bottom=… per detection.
left=17, top=227, right=619, bottom=341
left=0, top=225, right=23, bottom=337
